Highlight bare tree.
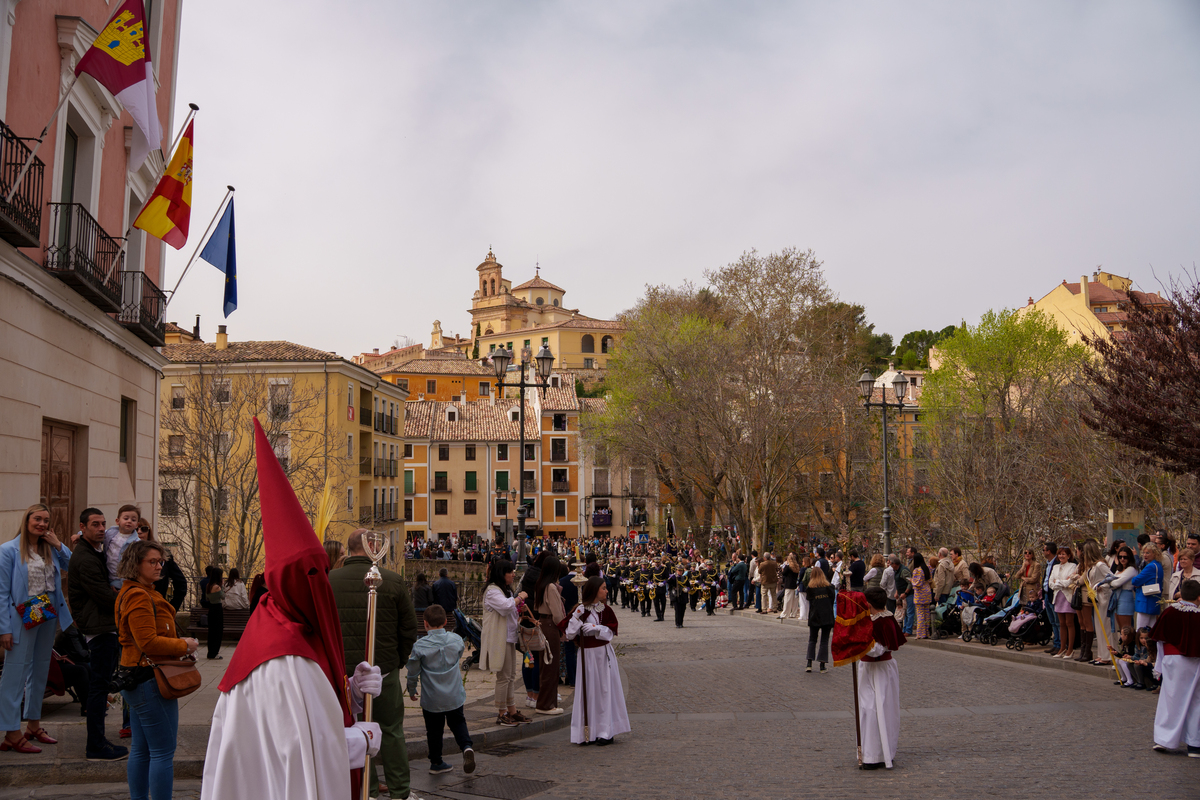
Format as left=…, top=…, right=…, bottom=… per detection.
left=158, top=364, right=352, bottom=579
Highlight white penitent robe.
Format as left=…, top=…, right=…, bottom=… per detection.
left=565, top=604, right=631, bottom=744
left=858, top=655, right=901, bottom=767
left=202, top=655, right=358, bottom=800
left=1154, top=654, right=1200, bottom=749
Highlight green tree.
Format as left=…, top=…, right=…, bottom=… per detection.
left=472, top=323, right=481, bottom=359
left=894, top=325, right=956, bottom=370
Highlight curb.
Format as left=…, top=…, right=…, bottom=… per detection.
left=727, top=605, right=1122, bottom=681
left=0, top=701, right=573, bottom=787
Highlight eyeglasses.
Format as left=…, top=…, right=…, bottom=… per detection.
left=145, top=559, right=165, bottom=566
left=138, top=527, right=150, bottom=532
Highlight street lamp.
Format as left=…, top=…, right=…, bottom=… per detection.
left=493, top=343, right=554, bottom=570
left=858, top=367, right=909, bottom=557
left=495, top=486, right=517, bottom=547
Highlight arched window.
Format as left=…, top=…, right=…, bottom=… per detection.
left=481, top=279, right=487, bottom=296
left=581, top=334, right=595, bottom=353
left=490, top=278, right=496, bottom=295
left=601, top=336, right=614, bottom=354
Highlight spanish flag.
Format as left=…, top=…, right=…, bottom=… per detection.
left=133, top=121, right=192, bottom=248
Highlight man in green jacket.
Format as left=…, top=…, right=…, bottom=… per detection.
left=330, top=529, right=419, bottom=799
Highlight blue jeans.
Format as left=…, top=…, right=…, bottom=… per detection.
left=0, top=617, right=56, bottom=729
left=122, top=678, right=179, bottom=800
left=1047, top=593, right=1061, bottom=648
left=755, top=585, right=762, bottom=611
left=903, top=596, right=916, bottom=634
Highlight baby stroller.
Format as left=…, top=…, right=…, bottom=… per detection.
left=1004, top=602, right=1053, bottom=651
left=454, top=609, right=482, bottom=670
left=960, top=594, right=1005, bottom=643
left=975, top=591, right=1022, bottom=646
left=931, top=592, right=967, bottom=640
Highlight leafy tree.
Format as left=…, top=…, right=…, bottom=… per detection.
left=472, top=323, right=481, bottom=359
left=894, top=325, right=956, bottom=369
left=1082, top=278, right=1200, bottom=475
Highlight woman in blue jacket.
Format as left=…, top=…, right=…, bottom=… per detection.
left=1131, top=543, right=1165, bottom=631
left=0, top=504, right=73, bottom=753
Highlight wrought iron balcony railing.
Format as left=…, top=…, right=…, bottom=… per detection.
left=117, top=271, right=166, bottom=346
left=360, top=407, right=371, bottom=426
left=359, top=457, right=372, bottom=476
left=0, top=120, right=43, bottom=248
left=431, top=478, right=452, bottom=493
left=552, top=481, right=570, bottom=493
left=44, top=203, right=123, bottom=312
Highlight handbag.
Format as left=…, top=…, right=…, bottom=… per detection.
left=118, top=588, right=201, bottom=699
left=1141, top=582, right=1161, bottom=596
left=16, top=593, right=57, bottom=630
left=1070, top=586, right=1084, bottom=610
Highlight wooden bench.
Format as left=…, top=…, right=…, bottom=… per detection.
left=187, top=607, right=254, bottom=641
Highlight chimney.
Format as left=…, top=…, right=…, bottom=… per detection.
left=1079, top=275, right=1090, bottom=309
left=193, top=314, right=201, bottom=341
left=1028, top=297, right=1034, bottom=306
left=373, top=348, right=379, bottom=355
left=216, top=324, right=228, bottom=351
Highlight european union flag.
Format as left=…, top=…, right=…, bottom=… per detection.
left=200, top=198, right=237, bottom=317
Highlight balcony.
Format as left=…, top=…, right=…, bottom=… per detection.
left=431, top=478, right=452, bottom=493
left=359, top=457, right=372, bottom=476
left=374, top=458, right=386, bottom=477
left=359, top=505, right=374, bottom=525
left=388, top=459, right=398, bottom=477
left=630, top=509, right=648, bottom=526
left=360, top=407, right=371, bottom=426
left=522, top=479, right=537, bottom=493
left=43, top=203, right=123, bottom=312
left=0, top=120, right=44, bottom=248
left=591, top=509, right=613, bottom=527
left=550, top=451, right=568, bottom=463
left=117, top=271, right=167, bottom=346
left=552, top=481, right=570, bottom=493
left=374, top=411, right=384, bottom=432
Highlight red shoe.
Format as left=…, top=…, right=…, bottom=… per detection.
left=118, top=727, right=132, bottom=739
left=25, top=727, right=57, bottom=745
left=1, top=735, right=42, bottom=754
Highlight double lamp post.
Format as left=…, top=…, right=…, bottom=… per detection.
left=858, top=368, right=910, bottom=558
left=491, top=343, right=555, bottom=569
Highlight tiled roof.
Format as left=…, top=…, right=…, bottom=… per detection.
left=1062, top=281, right=1167, bottom=307
left=164, top=322, right=198, bottom=339
left=485, top=316, right=624, bottom=338
left=511, top=275, right=566, bottom=293
left=540, top=379, right=578, bottom=412
left=862, top=384, right=923, bottom=407
left=578, top=397, right=608, bottom=414
left=163, top=340, right=341, bottom=364
left=384, top=358, right=494, bottom=376
left=404, top=400, right=540, bottom=441
left=1093, top=311, right=1125, bottom=324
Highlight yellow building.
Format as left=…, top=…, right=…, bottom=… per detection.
left=1025, top=270, right=1167, bottom=344
left=380, top=358, right=496, bottom=403
left=468, top=249, right=624, bottom=371
left=158, top=325, right=408, bottom=576
left=402, top=373, right=619, bottom=544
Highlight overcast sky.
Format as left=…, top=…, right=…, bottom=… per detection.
left=164, top=1, right=1200, bottom=357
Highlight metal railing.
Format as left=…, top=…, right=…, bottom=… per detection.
left=388, top=459, right=398, bottom=477
left=359, top=457, right=372, bottom=475
left=359, top=505, right=373, bottom=524
left=360, top=407, right=371, bottom=426
left=374, top=457, right=386, bottom=477
left=43, top=203, right=123, bottom=312
left=0, top=120, right=43, bottom=248
left=522, top=479, right=537, bottom=493
left=552, top=481, right=570, bottom=493
left=431, top=478, right=452, bottom=493
left=117, top=270, right=167, bottom=346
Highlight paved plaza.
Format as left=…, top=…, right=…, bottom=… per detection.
left=4, top=605, right=1192, bottom=799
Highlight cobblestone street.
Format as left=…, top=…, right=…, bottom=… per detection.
left=6, top=605, right=1193, bottom=799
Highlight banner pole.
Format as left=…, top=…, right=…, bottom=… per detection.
left=159, top=185, right=234, bottom=323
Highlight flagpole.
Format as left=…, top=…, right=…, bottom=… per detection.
left=105, top=103, right=199, bottom=281
left=4, top=0, right=128, bottom=204
left=158, top=185, right=234, bottom=323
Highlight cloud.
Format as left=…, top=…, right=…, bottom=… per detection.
left=166, top=1, right=1200, bottom=354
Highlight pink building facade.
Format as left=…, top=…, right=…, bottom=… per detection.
left=0, top=0, right=183, bottom=534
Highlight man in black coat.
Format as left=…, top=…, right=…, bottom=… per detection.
left=431, top=568, right=458, bottom=616
left=66, top=507, right=128, bottom=761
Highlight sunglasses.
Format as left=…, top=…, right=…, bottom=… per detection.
left=138, top=526, right=150, bottom=532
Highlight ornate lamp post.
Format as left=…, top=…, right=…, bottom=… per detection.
left=492, top=343, right=555, bottom=569
left=858, top=368, right=910, bottom=558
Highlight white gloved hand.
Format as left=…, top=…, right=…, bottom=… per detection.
left=349, top=661, right=382, bottom=706
left=345, top=721, right=382, bottom=766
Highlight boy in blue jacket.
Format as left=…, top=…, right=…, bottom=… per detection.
left=406, top=604, right=475, bottom=775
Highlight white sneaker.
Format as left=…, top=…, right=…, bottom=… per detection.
left=557, top=693, right=562, bottom=702
left=535, top=707, right=564, bottom=715
left=525, top=696, right=536, bottom=708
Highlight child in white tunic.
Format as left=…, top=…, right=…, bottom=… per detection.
left=564, top=577, right=631, bottom=746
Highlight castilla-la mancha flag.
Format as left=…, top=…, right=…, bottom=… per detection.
left=133, top=121, right=192, bottom=248
left=74, top=0, right=162, bottom=170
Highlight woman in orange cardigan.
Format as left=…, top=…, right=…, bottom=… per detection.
left=116, top=540, right=199, bottom=800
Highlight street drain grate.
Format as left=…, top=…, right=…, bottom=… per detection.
left=480, top=742, right=529, bottom=757
left=448, top=775, right=555, bottom=799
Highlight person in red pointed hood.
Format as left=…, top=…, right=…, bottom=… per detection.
left=201, top=419, right=383, bottom=800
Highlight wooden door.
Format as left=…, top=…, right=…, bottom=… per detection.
left=41, top=422, right=75, bottom=538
